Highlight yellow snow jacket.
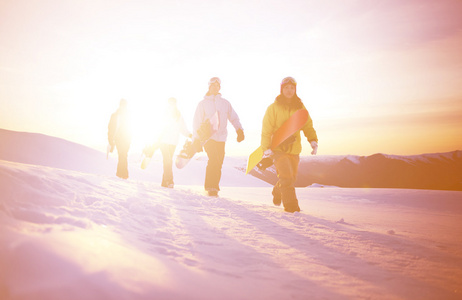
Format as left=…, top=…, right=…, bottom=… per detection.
left=261, top=95, right=317, bottom=155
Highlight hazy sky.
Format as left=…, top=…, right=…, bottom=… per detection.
left=1, top=0, right=462, bottom=156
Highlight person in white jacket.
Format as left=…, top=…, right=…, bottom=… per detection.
left=159, top=97, right=192, bottom=188
left=193, top=77, right=245, bottom=196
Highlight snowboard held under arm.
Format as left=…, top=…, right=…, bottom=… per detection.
left=175, top=112, right=219, bottom=169
left=245, top=109, right=308, bottom=175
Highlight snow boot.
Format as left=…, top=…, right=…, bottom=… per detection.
left=272, top=186, right=281, bottom=206
left=284, top=201, right=300, bottom=213
left=281, top=188, right=300, bottom=213
left=206, top=188, right=219, bottom=197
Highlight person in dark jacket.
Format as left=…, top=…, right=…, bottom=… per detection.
left=261, top=77, right=318, bottom=212
left=108, top=99, right=132, bottom=179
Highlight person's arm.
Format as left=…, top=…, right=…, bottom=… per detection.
left=108, top=113, right=117, bottom=146
left=261, top=105, right=275, bottom=151
left=301, top=110, right=317, bottom=143
left=301, top=109, right=318, bottom=155
left=224, top=101, right=244, bottom=142
left=227, top=101, right=243, bottom=132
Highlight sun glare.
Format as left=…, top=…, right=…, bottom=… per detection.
left=130, top=102, right=169, bottom=152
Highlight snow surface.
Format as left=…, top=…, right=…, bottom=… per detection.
left=1, top=147, right=462, bottom=299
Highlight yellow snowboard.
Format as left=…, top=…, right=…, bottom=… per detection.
left=245, top=146, right=263, bottom=175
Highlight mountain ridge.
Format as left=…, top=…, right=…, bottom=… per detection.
left=249, top=151, right=462, bottom=191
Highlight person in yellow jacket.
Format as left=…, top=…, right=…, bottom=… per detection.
left=261, top=77, right=318, bottom=213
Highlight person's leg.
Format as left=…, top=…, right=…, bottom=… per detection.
left=272, top=156, right=281, bottom=205
left=288, top=154, right=300, bottom=211
left=204, top=140, right=225, bottom=194
left=167, top=145, right=176, bottom=186
left=160, top=144, right=175, bottom=187
left=116, top=143, right=129, bottom=179
left=272, top=183, right=281, bottom=206
left=273, top=152, right=300, bottom=212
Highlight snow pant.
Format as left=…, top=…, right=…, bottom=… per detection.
left=273, top=152, right=300, bottom=212
left=116, top=142, right=130, bottom=179
left=204, top=140, right=225, bottom=191
left=160, top=143, right=176, bottom=187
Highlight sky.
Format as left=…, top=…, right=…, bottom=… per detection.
left=1, top=0, right=462, bottom=156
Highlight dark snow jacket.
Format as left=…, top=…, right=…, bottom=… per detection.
left=108, top=110, right=132, bottom=148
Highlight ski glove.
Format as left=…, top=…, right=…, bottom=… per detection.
left=236, top=129, right=245, bottom=143
left=262, top=149, right=273, bottom=158
left=192, top=139, right=203, bottom=153
left=107, top=144, right=114, bottom=153
left=310, top=141, right=318, bottom=155
left=257, top=157, right=273, bottom=170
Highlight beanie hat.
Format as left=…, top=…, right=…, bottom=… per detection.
left=280, top=76, right=297, bottom=94
left=119, top=98, right=127, bottom=107
left=208, top=77, right=221, bottom=87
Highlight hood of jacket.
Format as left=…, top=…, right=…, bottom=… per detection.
left=275, top=94, right=304, bottom=110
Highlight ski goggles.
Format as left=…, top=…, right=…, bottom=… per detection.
left=281, top=77, right=297, bottom=86
left=208, top=77, right=221, bottom=86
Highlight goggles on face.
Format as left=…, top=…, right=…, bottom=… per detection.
left=281, top=76, right=297, bottom=86
left=208, top=77, right=221, bottom=86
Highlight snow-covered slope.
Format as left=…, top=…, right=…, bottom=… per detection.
left=1, top=128, right=462, bottom=299
left=0, top=128, right=111, bottom=175
left=1, top=159, right=462, bottom=299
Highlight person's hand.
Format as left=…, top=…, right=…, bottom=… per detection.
left=257, top=157, right=273, bottom=170
left=262, top=149, right=273, bottom=158
left=236, top=129, right=245, bottom=142
left=108, top=141, right=115, bottom=153
left=192, top=139, right=203, bottom=153
left=310, top=141, right=318, bottom=155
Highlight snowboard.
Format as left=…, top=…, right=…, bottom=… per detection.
left=245, top=109, right=308, bottom=174
left=175, top=139, right=201, bottom=169
left=140, top=143, right=160, bottom=170
left=175, top=112, right=219, bottom=169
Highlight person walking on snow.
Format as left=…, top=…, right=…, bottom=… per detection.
left=261, top=77, right=318, bottom=213
left=158, top=97, right=192, bottom=188
left=193, top=77, right=245, bottom=196
left=108, top=98, right=132, bottom=179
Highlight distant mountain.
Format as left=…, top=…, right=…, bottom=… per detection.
left=248, top=151, right=462, bottom=191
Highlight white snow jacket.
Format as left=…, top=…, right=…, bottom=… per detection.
left=193, top=94, right=243, bottom=142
